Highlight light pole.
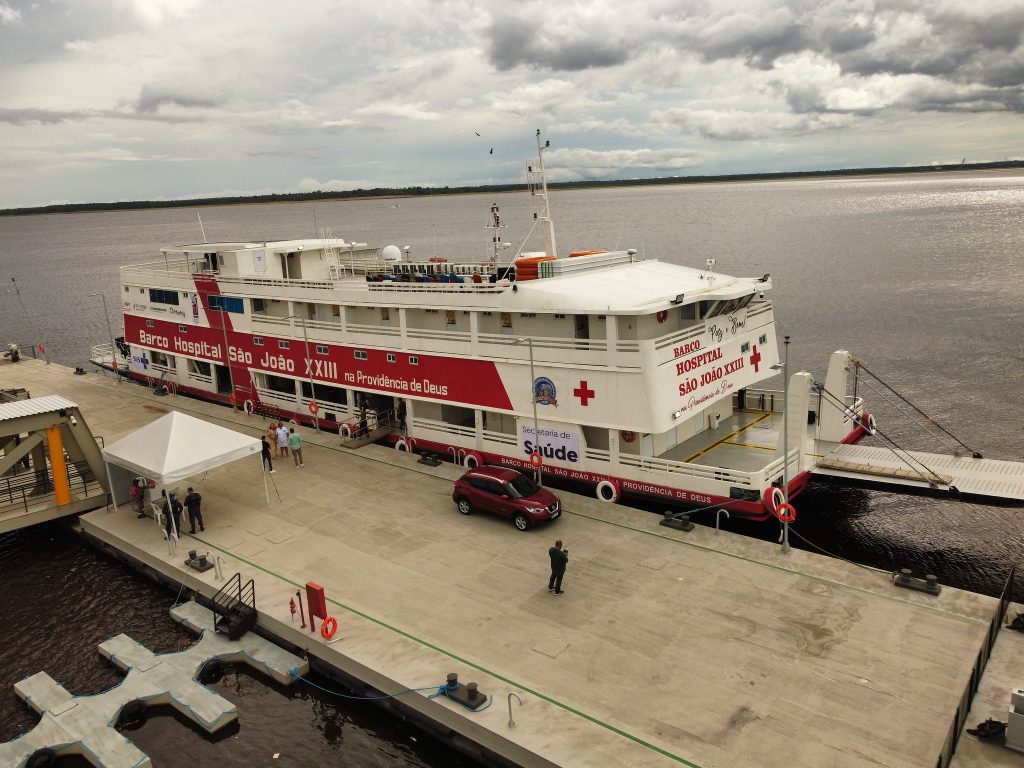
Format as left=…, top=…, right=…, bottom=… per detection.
left=286, top=313, right=320, bottom=431
left=514, top=337, right=541, bottom=486
left=771, top=335, right=792, bottom=553
left=88, top=292, right=119, bottom=384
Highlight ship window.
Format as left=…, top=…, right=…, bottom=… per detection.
left=252, top=298, right=266, bottom=313
left=146, top=320, right=154, bottom=328
left=554, top=314, right=566, bottom=319
left=178, top=325, right=187, bottom=333
left=483, top=312, right=493, bottom=316
left=316, top=345, right=328, bottom=355
left=124, top=286, right=129, bottom=293
left=741, top=342, right=750, bottom=353
left=409, top=355, right=419, bottom=366
left=446, top=310, right=456, bottom=326
left=387, top=353, right=396, bottom=363
left=719, top=299, right=740, bottom=316
left=737, top=294, right=753, bottom=310
left=425, top=309, right=438, bottom=314
left=381, top=308, right=390, bottom=321
left=139, top=288, right=145, bottom=294
left=209, top=295, right=243, bottom=314
left=355, top=350, right=368, bottom=360
left=521, top=313, right=537, bottom=318
left=597, top=314, right=606, bottom=320
left=278, top=340, right=290, bottom=350
left=253, top=337, right=264, bottom=346
left=680, top=304, right=696, bottom=320
left=759, top=334, right=767, bottom=345
left=149, top=288, right=180, bottom=306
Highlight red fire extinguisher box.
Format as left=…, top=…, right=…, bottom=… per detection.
left=306, top=581, right=327, bottom=619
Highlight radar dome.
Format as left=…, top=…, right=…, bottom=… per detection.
left=381, top=245, right=403, bottom=262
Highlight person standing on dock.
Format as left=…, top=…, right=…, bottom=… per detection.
left=289, top=428, right=304, bottom=467
left=276, top=422, right=289, bottom=459
left=162, top=490, right=183, bottom=539
left=185, top=487, right=204, bottom=534
left=130, top=479, right=145, bottom=518
left=548, top=540, right=568, bottom=595
left=261, top=435, right=275, bottom=473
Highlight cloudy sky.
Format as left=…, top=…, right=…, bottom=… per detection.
left=1, top=0, right=1023, bottom=209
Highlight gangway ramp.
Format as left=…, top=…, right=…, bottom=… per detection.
left=814, top=443, right=1024, bottom=502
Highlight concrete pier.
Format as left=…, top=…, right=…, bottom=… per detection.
left=0, top=599, right=308, bottom=767
left=3, top=358, right=1024, bottom=768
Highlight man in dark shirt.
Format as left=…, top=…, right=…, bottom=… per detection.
left=548, top=539, right=568, bottom=595
left=184, top=487, right=204, bottom=534
left=162, top=491, right=183, bottom=538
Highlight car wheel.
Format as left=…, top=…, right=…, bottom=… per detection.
left=456, top=498, right=472, bottom=515
left=513, top=513, right=529, bottom=531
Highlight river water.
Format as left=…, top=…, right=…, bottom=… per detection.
left=2, top=171, right=1024, bottom=763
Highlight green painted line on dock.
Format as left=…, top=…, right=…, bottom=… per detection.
left=191, top=534, right=702, bottom=768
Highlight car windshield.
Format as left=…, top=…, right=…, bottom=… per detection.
left=508, top=473, right=539, bottom=499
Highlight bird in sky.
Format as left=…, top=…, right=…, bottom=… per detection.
left=475, top=132, right=481, bottom=137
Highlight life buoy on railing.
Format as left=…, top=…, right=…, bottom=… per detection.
left=862, top=412, right=877, bottom=436
left=395, top=437, right=416, bottom=453
left=775, top=502, right=797, bottom=524
left=341, top=424, right=353, bottom=438
left=620, top=430, right=637, bottom=443
left=308, top=401, right=320, bottom=416
left=529, top=451, right=543, bottom=467
left=243, top=399, right=254, bottom=415
left=656, top=310, right=668, bottom=323
left=763, top=486, right=785, bottom=515
left=595, top=478, right=620, bottom=503
left=320, top=615, right=338, bottom=640
left=464, top=450, right=483, bottom=469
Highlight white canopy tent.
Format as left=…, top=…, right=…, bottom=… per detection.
left=101, top=411, right=268, bottom=515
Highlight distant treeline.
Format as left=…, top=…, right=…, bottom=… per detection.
left=4, top=160, right=1022, bottom=217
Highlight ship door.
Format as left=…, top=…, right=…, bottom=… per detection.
left=214, top=365, right=232, bottom=395
left=574, top=314, right=590, bottom=340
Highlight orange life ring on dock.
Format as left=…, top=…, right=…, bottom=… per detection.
left=320, top=616, right=338, bottom=640
left=308, top=401, right=320, bottom=415
left=775, top=502, right=797, bottom=524
left=656, top=311, right=668, bottom=323
left=529, top=451, right=543, bottom=467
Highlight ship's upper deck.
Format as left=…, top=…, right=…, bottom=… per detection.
left=134, top=239, right=771, bottom=315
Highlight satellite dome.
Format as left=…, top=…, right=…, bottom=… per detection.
left=381, top=245, right=403, bottom=262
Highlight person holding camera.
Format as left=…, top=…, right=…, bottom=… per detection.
left=548, top=539, right=569, bottom=595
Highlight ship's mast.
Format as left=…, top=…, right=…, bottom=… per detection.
left=485, top=202, right=508, bottom=264
left=528, top=129, right=558, bottom=258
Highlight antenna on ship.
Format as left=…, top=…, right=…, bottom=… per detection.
left=485, top=202, right=509, bottom=263
left=196, top=212, right=208, bottom=243
left=527, top=129, right=558, bottom=258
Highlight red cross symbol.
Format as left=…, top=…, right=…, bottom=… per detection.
left=749, top=345, right=762, bottom=373
left=573, top=380, right=595, bottom=406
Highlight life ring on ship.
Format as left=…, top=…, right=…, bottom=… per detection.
left=464, top=451, right=484, bottom=469
left=656, top=310, right=668, bottom=323
left=775, top=502, right=797, bottom=524
left=341, top=424, right=353, bottom=438
left=763, top=486, right=785, bottom=515
left=320, top=616, right=338, bottom=640
left=308, top=401, right=320, bottom=416
left=395, top=437, right=415, bottom=453
left=243, top=399, right=254, bottom=415
left=861, top=412, right=877, bottom=436
left=529, top=451, right=544, bottom=468
left=620, top=430, right=637, bottom=443
left=595, top=478, right=621, bottom=503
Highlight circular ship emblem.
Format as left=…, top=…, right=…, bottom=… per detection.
left=533, top=377, right=558, bottom=407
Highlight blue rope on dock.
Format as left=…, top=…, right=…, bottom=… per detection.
left=293, top=673, right=492, bottom=712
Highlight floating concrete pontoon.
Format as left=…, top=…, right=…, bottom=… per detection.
left=0, top=601, right=308, bottom=768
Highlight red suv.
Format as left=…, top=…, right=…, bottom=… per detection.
left=452, top=466, right=561, bottom=531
